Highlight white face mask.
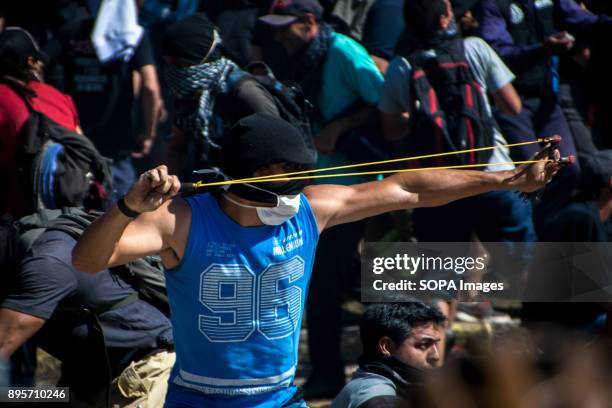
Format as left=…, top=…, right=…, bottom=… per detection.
left=222, top=194, right=301, bottom=226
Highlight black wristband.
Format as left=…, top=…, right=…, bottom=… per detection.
left=117, top=197, right=140, bottom=218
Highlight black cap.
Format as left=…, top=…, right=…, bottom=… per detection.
left=0, top=27, right=49, bottom=65
left=162, top=13, right=221, bottom=66
left=259, top=0, right=324, bottom=27
left=221, top=113, right=317, bottom=180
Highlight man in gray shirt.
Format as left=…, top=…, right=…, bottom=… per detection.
left=332, top=302, right=446, bottom=408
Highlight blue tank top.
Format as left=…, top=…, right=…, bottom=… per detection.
left=164, top=193, right=319, bottom=408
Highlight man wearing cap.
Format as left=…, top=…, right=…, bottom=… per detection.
left=73, top=112, right=561, bottom=407
left=258, top=0, right=383, bottom=162
left=259, top=1, right=387, bottom=395
left=0, top=27, right=81, bottom=217
left=162, top=13, right=280, bottom=176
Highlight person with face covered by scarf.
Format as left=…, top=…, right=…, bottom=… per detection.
left=258, top=1, right=387, bottom=395
left=163, top=13, right=279, bottom=176
left=72, top=112, right=561, bottom=408
left=259, top=0, right=384, bottom=162
left=332, top=302, right=447, bottom=408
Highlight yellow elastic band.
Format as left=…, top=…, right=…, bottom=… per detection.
left=224, top=139, right=547, bottom=184
left=193, top=160, right=549, bottom=188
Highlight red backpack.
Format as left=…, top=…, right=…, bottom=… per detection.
left=405, top=38, right=495, bottom=167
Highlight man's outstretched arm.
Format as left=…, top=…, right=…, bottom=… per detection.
left=307, top=145, right=562, bottom=231
left=72, top=165, right=187, bottom=273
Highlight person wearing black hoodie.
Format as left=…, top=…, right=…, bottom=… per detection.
left=332, top=302, right=446, bottom=408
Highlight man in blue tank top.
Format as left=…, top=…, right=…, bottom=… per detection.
left=73, top=113, right=562, bottom=407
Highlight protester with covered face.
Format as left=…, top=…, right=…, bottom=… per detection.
left=73, top=111, right=561, bottom=407
left=162, top=13, right=279, bottom=176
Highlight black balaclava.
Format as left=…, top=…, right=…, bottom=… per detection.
left=220, top=113, right=317, bottom=203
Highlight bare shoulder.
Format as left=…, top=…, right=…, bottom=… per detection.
left=304, top=177, right=416, bottom=231
left=304, top=184, right=361, bottom=231
left=304, top=184, right=353, bottom=208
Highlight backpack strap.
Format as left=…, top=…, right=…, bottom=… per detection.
left=405, top=49, right=446, bottom=166
left=438, top=37, right=467, bottom=62
left=38, top=142, right=65, bottom=209
left=226, top=68, right=250, bottom=92
left=245, top=61, right=276, bottom=79
left=1, top=77, right=37, bottom=113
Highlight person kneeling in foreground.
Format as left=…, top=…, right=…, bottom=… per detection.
left=72, top=113, right=562, bottom=407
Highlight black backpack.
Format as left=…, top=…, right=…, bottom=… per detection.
left=404, top=39, right=495, bottom=167
left=228, top=62, right=317, bottom=155
left=4, top=80, right=113, bottom=214
left=4, top=208, right=169, bottom=316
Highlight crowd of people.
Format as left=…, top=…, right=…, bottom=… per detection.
left=1, top=0, right=612, bottom=407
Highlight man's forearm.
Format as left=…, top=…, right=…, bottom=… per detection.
left=396, top=169, right=514, bottom=208
left=72, top=205, right=133, bottom=273
left=142, top=86, right=160, bottom=141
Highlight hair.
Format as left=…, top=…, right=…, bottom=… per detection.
left=360, top=302, right=446, bottom=358
left=403, top=0, right=449, bottom=41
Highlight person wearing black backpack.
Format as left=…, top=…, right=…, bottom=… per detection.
left=379, top=0, right=538, bottom=248
left=0, top=27, right=81, bottom=217
left=0, top=209, right=175, bottom=408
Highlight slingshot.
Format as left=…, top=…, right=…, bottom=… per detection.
left=181, top=136, right=574, bottom=192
